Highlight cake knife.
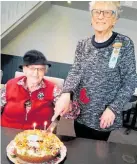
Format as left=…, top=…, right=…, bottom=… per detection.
left=46, top=116, right=60, bottom=133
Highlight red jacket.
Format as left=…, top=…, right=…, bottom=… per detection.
left=1, top=76, right=55, bottom=130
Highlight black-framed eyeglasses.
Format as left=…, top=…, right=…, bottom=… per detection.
left=26, top=66, right=47, bottom=73
left=91, top=9, right=116, bottom=18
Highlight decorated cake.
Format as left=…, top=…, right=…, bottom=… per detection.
left=11, top=129, right=64, bottom=163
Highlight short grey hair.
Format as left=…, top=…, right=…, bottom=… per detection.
left=89, top=1, right=122, bottom=18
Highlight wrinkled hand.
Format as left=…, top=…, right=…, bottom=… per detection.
left=51, top=93, right=71, bottom=121
left=100, top=108, right=115, bottom=129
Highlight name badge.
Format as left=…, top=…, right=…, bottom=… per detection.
left=109, top=42, right=122, bottom=68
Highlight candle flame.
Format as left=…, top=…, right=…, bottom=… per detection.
left=33, top=122, right=37, bottom=130
left=44, top=121, right=47, bottom=126
left=33, top=122, right=37, bottom=126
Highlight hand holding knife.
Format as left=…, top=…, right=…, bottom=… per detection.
left=46, top=116, right=60, bottom=133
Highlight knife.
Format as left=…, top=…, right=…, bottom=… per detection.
left=46, top=116, right=60, bottom=133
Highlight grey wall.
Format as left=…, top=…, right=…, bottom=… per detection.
left=2, top=5, right=137, bottom=64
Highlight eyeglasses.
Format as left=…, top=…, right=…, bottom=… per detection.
left=91, top=9, right=116, bottom=18
left=27, top=66, right=47, bottom=73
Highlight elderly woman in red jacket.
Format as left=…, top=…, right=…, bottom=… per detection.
left=1, top=50, right=61, bottom=130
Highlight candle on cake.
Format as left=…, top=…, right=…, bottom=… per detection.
left=33, top=122, right=37, bottom=130
left=44, top=121, right=47, bottom=131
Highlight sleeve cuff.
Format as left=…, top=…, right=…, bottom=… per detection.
left=62, top=90, right=74, bottom=101
left=108, top=105, right=121, bottom=115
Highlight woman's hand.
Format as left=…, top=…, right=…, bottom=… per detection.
left=99, top=108, right=115, bottom=129
left=51, top=93, right=71, bottom=121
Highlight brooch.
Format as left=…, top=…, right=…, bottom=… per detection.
left=37, top=92, right=44, bottom=100
left=112, top=42, right=122, bottom=48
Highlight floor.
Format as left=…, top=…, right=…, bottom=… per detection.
left=57, top=117, right=137, bottom=146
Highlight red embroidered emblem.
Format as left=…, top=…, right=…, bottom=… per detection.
left=79, top=88, right=90, bottom=104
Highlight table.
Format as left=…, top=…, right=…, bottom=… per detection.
left=1, top=127, right=137, bottom=164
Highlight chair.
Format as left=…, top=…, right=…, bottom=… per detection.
left=123, top=96, right=137, bottom=134
left=0, top=70, right=5, bottom=89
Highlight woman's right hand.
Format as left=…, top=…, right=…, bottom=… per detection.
left=51, top=93, right=71, bottom=121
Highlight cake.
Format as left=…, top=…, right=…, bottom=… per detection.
left=13, top=129, right=63, bottom=163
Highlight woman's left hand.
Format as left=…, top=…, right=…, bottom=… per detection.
left=99, top=108, right=115, bottom=129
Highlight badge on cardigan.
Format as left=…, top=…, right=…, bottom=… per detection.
left=37, top=92, right=44, bottom=100
left=112, top=42, right=122, bottom=48
left=109, top=42, right=122, bottom=68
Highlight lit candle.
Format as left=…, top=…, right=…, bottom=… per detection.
left=33, top=122, right=37, bottom=130
left=44, top=121, right=47, bottom=131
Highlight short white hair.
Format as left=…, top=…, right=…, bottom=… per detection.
left=89, top=1, right=121, bottom=18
